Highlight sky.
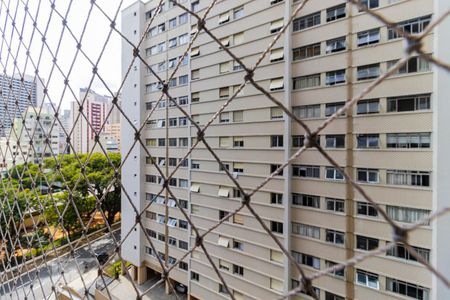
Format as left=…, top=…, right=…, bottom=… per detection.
left=0, top=0, right=138, bottom=111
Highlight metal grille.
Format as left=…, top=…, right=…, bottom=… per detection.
left=0, top=0, right=449, bottom=299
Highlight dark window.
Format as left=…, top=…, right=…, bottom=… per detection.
left=356, top=235, right=379, bottom=250
left=271, top=221, right=283, bottom=234
left=271, top=193, right=283, bottom=205
left=293, top=12, right=321, bottom=31
left=357, top=202, right=378, bottom=217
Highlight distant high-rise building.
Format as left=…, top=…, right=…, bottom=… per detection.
left=59, top=109, right=71, bottom=154
left=0, top=74, right=43, bottom=137
left=70, top=88, right=111, bottom=154
left=120, top=1, right=450, bottom=300
left=4, top=105, right=60, bottom=166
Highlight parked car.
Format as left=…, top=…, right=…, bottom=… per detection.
left=174, top=282, right=187, bottom=294
left=96, top=252, right=109, bottom=265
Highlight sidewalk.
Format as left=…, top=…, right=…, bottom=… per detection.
left=98, top=275, right=186, bottom=300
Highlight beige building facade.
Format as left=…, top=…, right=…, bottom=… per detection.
left=121, top=0, right=449, bottom=299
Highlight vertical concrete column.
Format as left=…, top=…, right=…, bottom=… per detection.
left=432, top=1, right=450, bottom=299
left=136, top=265, right=148, bottom=285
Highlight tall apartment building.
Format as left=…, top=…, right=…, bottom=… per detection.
left=0, top=74, right=43, bottom=137
left=2, top=106, right=60, bottom=166
left=70, top=88, right=111, bottom=154
left=121, top=1, right=450, bottom=299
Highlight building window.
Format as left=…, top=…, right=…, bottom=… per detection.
left=270, top=48, right=284, bottom=62
left=387, top=133, right=431, bottom=148
left=325, top=102, right=345, bottom=116
left=357, top=202, right=378, bottom=217
left=179, top=261, right=188, bottom=271
left=292, top=193, right=320, bottom=208
left=292, top=223, right=320, bottom=239
left=326, top=36, right=346, bottom=53
left=325, top=292, right=345, bottom=300
left=388, top=15, right=431, bottom=39
left=233, top=136, right=244, bottom=148
left=270, top=19, right=284, bottom=33
left=179, top=138, right=188, bottom=147
left=179, top=199, right=188, bottom=209
left=219, top=87, right=229, bottom=98
left=233, top=240, right=244, bottom=251
left=271, top=107, right=283, bottom=119
left=146, top=139, right=157, bottom=147
left=219, top=210, right=229, bottom=221
left=218, top=12, right=230, bottom=24
left=325, top=198, right=344, bottom=212
left=293, top=104, right=321, bottom=119
left=270, top=278, right=283, bottom=292
left=357, top=64, right=380, bottom=80
left=233, top=162, right=244, bottom=174
left=179, top=12, right=188, bottom=24
left=146, top=175, right=157, bottom=183
left=356, top=269, right=379, bottom=289
left=219, top=260, right=231, bottom=271
left=233, top=32, right=245, bottom=46
left=220, top=112, right=230, bottom=123
left=386, top=170, right=430, bottom=187
left=271, top=164, right=283, bottom=176
left=191, top=69, right=199, bottom=80
left=168, top=37, right=177, bottom=48
left=271, top=221, right=283, bottom=234
left=325, top=261, right=345, bottom=278
left=270, top=250, right=283, bottom=263
left=357, top=99, right=379, bottom=114
left=271, top=135, right=284, bottom=147
left=357, top=134, right=379, bottom=149
left=293, top=74, right=321, bottom=89
left=178, top=75, right=188, bottom=85
left=357, top=29, right=380, bottom=46
left=191, top=1, right=199, bottom=12
left=219, top=137, right=231, bottom=148
left=387, top=244, right=430, bottom=262
left=292, top=135, right=305, bottom=147
left=293, top=165, right=320, bottom=178
left=326, top=69, right=346, bottom=85
left=325, top=135, right=345, bottom=148
left=293, top=12, right=321, bottom=31
left=191, top=46, right=200, bottom=57
left=233, top=214, right=244, bottom=225
left=270, top=78, right=284, bottom=91
left=325, top=167, right=345, bottom=181
left=292, top=251, right=320, bottom=269
left=357, top=168, right=379, bottom=183
left=326, top=4, right=346, bottom=22
left=387, top=94, right=431, bottom=112
left=386, top=278, right=430, bottom=300
left=359, top=0, right=379, bottom=10
left=293, top=43, right=320, bottom=61
left=386, top=206, right=430, bottom=224
left=146, top=211, right=156, bottom=220
left=325, top=229, right=345, bottom=245
left=233, top=265, right=244, bottom=276
left=233, top=110, right=244, bottom=122
left=388, top=56, right=430, bottom=74
left=233, top=6, right=244, bottom=19
left=191, top=271, right=199, bottom=281
left=179, top=220, right=188, bottom=229
left=271, top=193, right=283, bottom=205
left=356, top=235, right=379, bottom=251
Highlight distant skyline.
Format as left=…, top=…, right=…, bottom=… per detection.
left=0, top=0, right=136, bottom=111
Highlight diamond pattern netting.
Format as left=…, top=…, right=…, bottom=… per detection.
left=0, top=0, right=449, bottom=299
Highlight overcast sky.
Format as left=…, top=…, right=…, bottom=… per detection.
left=1, top=0, right=138, bottom=111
